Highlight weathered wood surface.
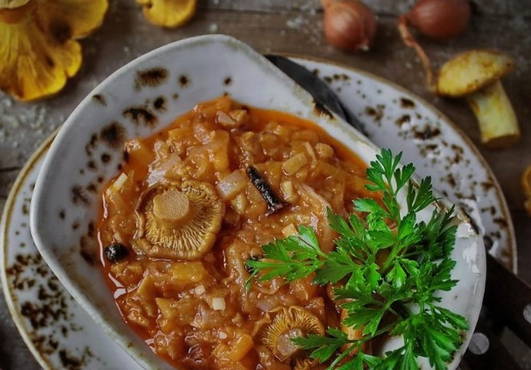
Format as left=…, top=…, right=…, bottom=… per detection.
left=0, top=0, right=530, bottom=368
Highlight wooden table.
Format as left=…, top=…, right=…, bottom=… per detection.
left=0, top=1, right=529, bottom=368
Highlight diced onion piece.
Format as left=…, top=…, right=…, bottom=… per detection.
left=282, top=153, right=308, bottom=176
left=227, top=334, right=254, bottom=361
left=282, top=224, right=298, bottom=237
left=137, top=275, right=156, bottom=301
left=303, top=142, right=317, bottom=162
left=211, top=297, right=226, bottom=311
left=110, top=172, right=128, bottom=192
left=170, top=262, right=208, bottom=284
left=231, top=193, right=248, bottom=214
left=280, top=181, right=297, bottom=202
left=124, top=139, right=154, bottom=167
left=292, top=129, right=319, bottom=142
left=208, top=130, right=230, bottom=172
left=277, top=328, right=303, bottom=358
left=229, top=109, right=249, bottom=126
left=216, top=111, right=237, bottom=128
left=168, top=126, right=193, bottom=141
left=272, top=122, right=292, bottom=139
left=315, top=143, right=334, bottom=159
left=217, top=170, right=248, bottom=200
left=194, top=284, right=206, bottom=295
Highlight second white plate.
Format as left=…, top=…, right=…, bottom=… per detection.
left=1, top=57, right=515, bottom=369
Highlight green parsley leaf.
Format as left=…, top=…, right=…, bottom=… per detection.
left=247, top=149, right=467, bottom=370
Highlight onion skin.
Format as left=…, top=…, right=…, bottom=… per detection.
left=407, top=0, right=471, bottom=40
left=322, top=0, right=377, bottom=52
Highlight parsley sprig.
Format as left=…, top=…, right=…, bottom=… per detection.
left=247, top=149, right=467, bottom=370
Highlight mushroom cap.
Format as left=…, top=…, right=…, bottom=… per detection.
left=262, top=306, right=325, bottom=361
left=137, top=0, right=196, bottom=28
left=0, top=0, right=108, bottom=100
left=133, top=180, right=224, bottom=260
left=437, top=50, right=514, bottom=97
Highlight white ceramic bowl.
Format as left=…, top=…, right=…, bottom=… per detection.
left=30, top=35, right=485, bottom=369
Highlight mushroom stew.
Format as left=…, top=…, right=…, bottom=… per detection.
left=97, top=96, right=377, bottom=369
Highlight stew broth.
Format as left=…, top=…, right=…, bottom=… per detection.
left=97, top=97, right=375, bottom=369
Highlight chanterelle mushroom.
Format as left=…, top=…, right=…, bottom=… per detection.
left=437, top=50, right=520, bottom=148
left=262, top=306, right=325, bottom=361
left=0, top=0, right=108, bottom=101
left=133, top=180, right=224, bottom=260
left=137, top=0, right=196, bottom=28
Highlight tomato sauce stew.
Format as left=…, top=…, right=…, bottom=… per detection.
left=97, top=97, right=375, bottom=369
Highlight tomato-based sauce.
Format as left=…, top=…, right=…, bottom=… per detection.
left=97, top=97, right=375, bottom=369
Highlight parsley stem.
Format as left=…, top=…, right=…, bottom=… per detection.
left=326, top=343, right=359, bottom=370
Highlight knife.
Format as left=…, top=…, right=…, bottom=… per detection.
left=484, top=253, right=531, bottom=345
left=462, top=254, right=531, bottom=369
left=265, top=55, right=367, bottom=135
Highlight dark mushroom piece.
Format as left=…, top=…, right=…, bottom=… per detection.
left=246, top=166, right=286, bottom=215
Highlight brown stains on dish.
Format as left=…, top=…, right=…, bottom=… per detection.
left=86, top=183, right=97, bottom=193
left=493, top=217, right=508, bottom=228
left=123, top=106, right=157, bottom=127
left=135, top=67, right=168, bottom=89
left=179, top=75, right=190, bottom=87
left=92, top=94, right=106, bottom=106
left=87, top=160, right=97, bottom=171
left=85, top=134, right=98, bottom=156
left=71, top=185, right=89, bottom=205
left=79, top=236, right=96, bottom=265
left=395, top=114, right=410, bottom=127
left=313, top=100, right=334, bottom=119
left=224, top=77, right=232, bottom=86
left=59, top=209, right=66, bottom=220
left=79, top=222, right=97, bottom=265
left=413, top=125, right=441, bottom=140
left=100, top=153, right=111, bottom=164
left=100, top=122, right=125, bottom=148
left=6, top=252, right=95, bottom=369
left=365, top=105, right=385, bottom=124
left=400, top=97, right=416, bottom=109
left=153, top=96, right=166, bottom=112
left=481, top=181, right=494, bottom=192
left=331, top=73, right=349, bottom=81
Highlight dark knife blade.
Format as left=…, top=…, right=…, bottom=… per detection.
left=484, top=253, right=531, bottom=346
left=265, top=55, right=366, bottom=135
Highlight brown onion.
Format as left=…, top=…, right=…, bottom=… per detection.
left=397, top=0, right=471, bottom=90
left=322, top=0, right=377, bottom=52
left=407, top=0, right=471, bottom=40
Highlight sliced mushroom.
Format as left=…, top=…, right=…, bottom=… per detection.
left=437, top=50, right=520, bottom=148
left=262, top=306, right=325, bottom=361
left=133, top=180, right=224, bottom=260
